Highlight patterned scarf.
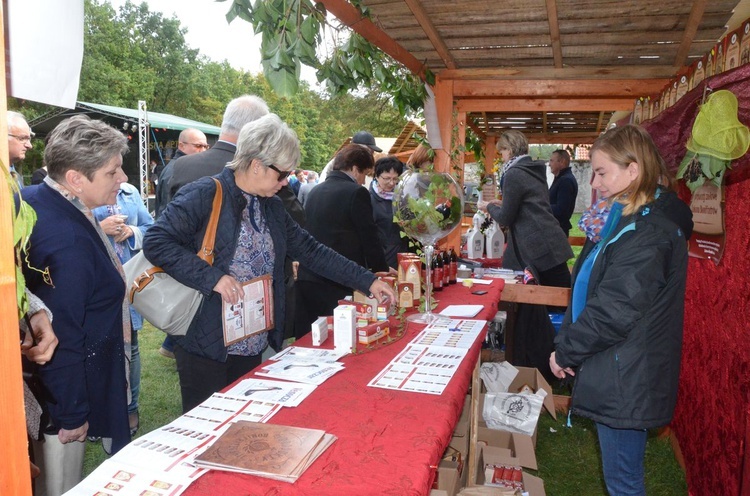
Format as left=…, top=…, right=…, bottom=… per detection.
left=372, top=180, right=394, bottom=201
left=578, top=197, right=611, bottom=243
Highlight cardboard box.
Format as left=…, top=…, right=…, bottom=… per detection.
left=333, top=305, right=356, bottom=353
left=473, top=445, right=545, bottom=496
left=433, top=459, right=462, bottom=496
left=477, top=394, right=538, bottom=447
left=482, top=365, right=555, bottom=420
left=476, top=427, right=537, bottom=470
left=357, top=321, right=389, bottom=344
left=311, top=316, right=328, bottom=346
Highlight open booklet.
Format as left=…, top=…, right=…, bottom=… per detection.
left=194, top=421, right=336, bottom=483
left=222, top=274, right=274, bottom=345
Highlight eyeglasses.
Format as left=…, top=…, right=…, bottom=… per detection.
left=181, top=142, right=209, bottom=150
left=267, top=164, right=292, bottom=181
left=9, top=133, right=33, bottom=144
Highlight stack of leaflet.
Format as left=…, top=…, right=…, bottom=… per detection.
left=252, top=346, right=347, bottom=385
left=368, top=319, right=486, bottom=395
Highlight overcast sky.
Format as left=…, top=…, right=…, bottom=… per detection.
left=107, top=0, right=265, bottom=71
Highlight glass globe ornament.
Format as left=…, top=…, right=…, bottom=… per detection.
left=393, top=169, right=464, bottom=323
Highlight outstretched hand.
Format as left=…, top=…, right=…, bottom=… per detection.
left=368, top=279, right=397, bottom=307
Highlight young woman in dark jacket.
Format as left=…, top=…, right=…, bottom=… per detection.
left=144, top=114, right=395, bottom=413
left=550, top=124, right=693, bottom=496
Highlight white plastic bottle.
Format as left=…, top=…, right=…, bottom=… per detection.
left=485, top=220, right=505, bottom=259
left=467, top=210, right=485, bottom=259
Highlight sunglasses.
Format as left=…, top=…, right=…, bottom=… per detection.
left=267, top=164, right=292, bottom=181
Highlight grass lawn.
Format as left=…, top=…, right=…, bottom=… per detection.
left=83, top=320, right=687, bottom=494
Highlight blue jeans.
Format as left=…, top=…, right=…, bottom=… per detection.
left=126, top=328, right=141, bottom=414
left=161, top=334, right=175, bottom=353
left=596, top=423, right=648, bottom=496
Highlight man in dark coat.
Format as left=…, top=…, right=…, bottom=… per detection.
left=167, top=96, right=269, bottom=202
left=548, top=149, right=578, bottom=236
left=154, top=128, right=208, bottom=218
left=295, top=144, right=390, bottom=337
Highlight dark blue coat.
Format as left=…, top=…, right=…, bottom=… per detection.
left=21, top=183, right=130, bottom=452
left=555, top=190, right=693, bottom=429
left=548, top=166, right=578, bottom=235
left=143, top=168, right=376, bottom=361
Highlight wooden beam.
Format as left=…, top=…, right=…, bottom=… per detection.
left=466, top=118, right=486, bottom=140
left=542, top=112, right=548, bottom=134
left=0, top=3, right=33, bottom=494
left=456, top=98, right=635, bottom=112
left=318, top=0, right=426, bottom=77
left=481, top=112, right=489, bottom=133
left=524, top=132, right=602, bottom=144
left=452, top=78, right=670, bottom=98
left=545, top=0, right=563, bottom=68
left=403, top=0, right=457, bottom=70
left=501, top=284, right=571, bottom=307
left=674, top=0, right=708, bottom=67
left=437, top=66, right=679, bottom=80
left=596, top=111, right=605, bottom=133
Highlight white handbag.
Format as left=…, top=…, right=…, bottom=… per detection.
left=124, top=178, right=222, bottom=336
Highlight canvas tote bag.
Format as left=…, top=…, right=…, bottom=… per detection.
left=124, top=178, right=223, bottom=336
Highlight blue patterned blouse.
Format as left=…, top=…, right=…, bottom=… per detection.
left=226, top=193, right=275, bottom=356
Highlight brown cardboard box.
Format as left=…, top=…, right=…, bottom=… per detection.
left=482, top=366, right=556, bottom=420
left=476, top=428, right=537, bottom=470
left=473, top=445, right=546, bottom=496
left=434, top=459, right=462, bottom=496
left=430, top=491, right=450, bottom=496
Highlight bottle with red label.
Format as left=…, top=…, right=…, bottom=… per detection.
left=442, top=250, right=451, bottom=286
left=433, top=253, right=444, bottom=291
left=449, top=248, right=458, bottom=284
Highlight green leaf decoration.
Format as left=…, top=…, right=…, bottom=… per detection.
left=266, top=66, right=299, bottom=97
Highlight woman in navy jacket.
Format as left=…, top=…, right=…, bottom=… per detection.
left=550, top=125, right=693, bottom=496
left=144, top=114, right=395, bottom=413
left=22, top=116, right=131, bottom=495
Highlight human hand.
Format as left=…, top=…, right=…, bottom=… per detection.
left=100, top=214, right=127, bottom=237
left=369, top=279, right=397, bottom=306
left=21, top=310, right=58, bottom=365
left=549, top=352, right=575, bottom=379
left=58, top=422, right=88, bottom=444
left=113, top=224, right=134, bottom=243
left=213, top=275, right=244, bottom=304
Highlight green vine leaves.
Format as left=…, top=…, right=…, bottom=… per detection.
left=219, top=0, right=434, bottom=114
left=4, top=167, right=37, bottom=319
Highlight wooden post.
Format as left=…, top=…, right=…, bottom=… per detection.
left=484, top=135, right=498, bottom=200
left=0, top=3, right=33, bottom=495
left=433, top=78, right=463, bottom=252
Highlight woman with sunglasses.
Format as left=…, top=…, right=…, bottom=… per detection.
left=144, top=114, right=396, bottom=412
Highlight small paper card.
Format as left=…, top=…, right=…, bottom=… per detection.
left=222, top=275, right=273, bottom=345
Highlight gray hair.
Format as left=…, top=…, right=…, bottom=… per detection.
left=7, top=110, right=32, bottom=134
left=44, top=115, right=129, bottom=181
left=228, top=114, right=300, bottom=173
left=496, top=130, right=529, bottom=157
left=220, top=95, right=269, bottom=136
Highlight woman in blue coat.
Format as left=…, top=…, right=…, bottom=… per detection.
left=22, top=115, right=131, bottom=495
left=550, top=125, right=693, bottom=496
left=144, top=114, right=396, bottom=413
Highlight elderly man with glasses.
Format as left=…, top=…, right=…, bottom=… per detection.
left=7, top=111, right=35, bottom=189
left=154, top=127, right=209, bottom=219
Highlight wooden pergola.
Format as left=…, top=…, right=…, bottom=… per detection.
left=317, top=0, right=748, bottom=248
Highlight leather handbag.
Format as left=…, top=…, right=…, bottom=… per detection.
left=124, top=178, right=223, bottom=336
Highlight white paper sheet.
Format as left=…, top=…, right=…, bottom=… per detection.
left=223, top=378, right=317, bottom=407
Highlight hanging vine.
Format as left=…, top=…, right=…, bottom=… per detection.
left=219, top=0, right=434, bottom=114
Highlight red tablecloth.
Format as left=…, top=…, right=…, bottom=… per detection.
left=185, top=279, right=504, bottom=496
